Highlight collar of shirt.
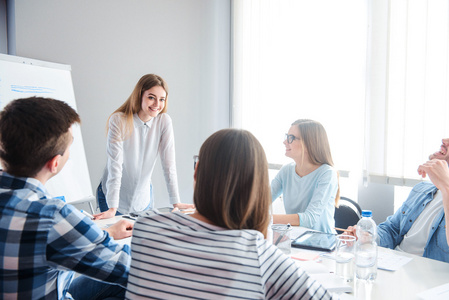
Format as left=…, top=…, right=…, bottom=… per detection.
left=133, top=113, right=155, bottom=129
left=0, top=170, right=49, bottom=200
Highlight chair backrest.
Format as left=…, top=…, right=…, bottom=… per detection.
left=334, top=197, right=362, bottom=233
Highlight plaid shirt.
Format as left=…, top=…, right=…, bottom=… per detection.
left=0, top=171, right=131, bottom=299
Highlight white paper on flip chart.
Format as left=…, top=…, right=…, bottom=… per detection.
left=377, top=251, right=413, bottom=271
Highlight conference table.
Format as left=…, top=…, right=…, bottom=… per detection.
left=344, top=248, right=449, bottom=299
left=95, top=216, right=449, bottom=300
left=288, top=226, right=449, bottom=300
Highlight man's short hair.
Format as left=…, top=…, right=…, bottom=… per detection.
left=0, top=97, right=80, bottom=177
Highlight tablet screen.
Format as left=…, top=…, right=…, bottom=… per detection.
left=291, top=231, right=336, bottom=252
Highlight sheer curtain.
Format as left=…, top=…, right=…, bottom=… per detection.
left=365, top=0, right=449, bottom=186
left=232, top=0, right=449, bottom=188
left=232, top=0, right=367, bottom=177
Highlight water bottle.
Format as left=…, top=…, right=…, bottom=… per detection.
left=355, top=210, right=377, bottom=282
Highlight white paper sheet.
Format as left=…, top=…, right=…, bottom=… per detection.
left=294, top=260, right=353, bottom=294
left=418, top=283, right=449, bottom=300
left=377, top=251, right=413, bottom=271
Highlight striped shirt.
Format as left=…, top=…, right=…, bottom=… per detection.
left=0, top=171, right=131, bottom=299
left=126, top=211, right=333, bottom=299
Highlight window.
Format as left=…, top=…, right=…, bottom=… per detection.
left=365, top=0, right=449, bottom=185
left=232, top=0, right=449, bottom=191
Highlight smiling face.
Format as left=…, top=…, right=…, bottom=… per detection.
left=284, top=125, right=307, bottom=161
left=429, top=138, right=449, bottom=163
left=138, top=86, right=166, bottom=122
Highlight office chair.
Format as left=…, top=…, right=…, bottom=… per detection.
left=334, top=197, right=362, bottom=234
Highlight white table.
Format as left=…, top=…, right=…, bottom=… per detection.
left=289, top=227, right=449, bottom=300
left=97, top=218, right=449, bottom=299
left=94, top=215, right=133, bottom=228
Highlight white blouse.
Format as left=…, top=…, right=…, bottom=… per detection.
left=101, top=112, right=180, bottom=214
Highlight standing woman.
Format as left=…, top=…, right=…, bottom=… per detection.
left=94, top=74, right=192, bottom=220
left=271, top=119, right=339, bottom=233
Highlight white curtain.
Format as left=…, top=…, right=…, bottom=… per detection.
left=232, top=0, right=368, bottom=175
left=365, top=0, right=449, bottom=185
left=232, top=0, right=449, bottom=187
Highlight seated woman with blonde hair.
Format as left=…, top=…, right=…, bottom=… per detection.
left=125, top=129, right=333, bottom=299
left=272, top=119, right=339, bottom=233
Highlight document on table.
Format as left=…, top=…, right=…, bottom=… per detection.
left=377, top=251, right=413, bottom=271
left=294, top=260, right=353, bottom=294
left=417, top=283, right=449, bottom=300
left=308, top=273, right=353, bottom=294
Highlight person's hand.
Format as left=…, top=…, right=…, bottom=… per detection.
left=93, top=208, right=117, bottom=220
left=105, top=219, right=133, bottom=240
left=418, top=159, right=449, bottom=194
left=173, top=203, right=195, bottom=210
left=344, top=225, right=358, bottom=239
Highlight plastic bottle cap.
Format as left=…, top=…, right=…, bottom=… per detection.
left=361, top=210, right=372, bottom=217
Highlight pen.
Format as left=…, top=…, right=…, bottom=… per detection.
left=80, top=209, right=94, bottom=219
left=274, top=223, right=291, bottom=245
left=334, top=227, right=352, bottom=232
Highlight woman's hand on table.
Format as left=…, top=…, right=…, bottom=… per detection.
left=172, top=203, right=196, bottom=214
left=173, top=203, right=195, bottom=210
left=93, top=208, right=117, bottom=220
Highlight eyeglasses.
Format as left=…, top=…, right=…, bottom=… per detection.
left=285, top=133, right=300, bottom=144
left=193, top=155, right=199, bottom=170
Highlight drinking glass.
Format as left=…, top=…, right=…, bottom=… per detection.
left=335, top=234, right=356, bottom=282
left=271, top=224, right=292, bottom=255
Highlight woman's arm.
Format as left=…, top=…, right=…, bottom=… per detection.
left=94, top=114, right=124, bottom=220
left=271, top=168, right=295, bottom=224
left=271, top=170, right=284, bottom=202
left=259, top=241, right=333, bottom=299
left=272, top=214, right=299, bottom=225
left=159, top=115, right=181, bottom=205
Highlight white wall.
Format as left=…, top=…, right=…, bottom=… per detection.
left=13, top=0, right=231, bottom=207
left=0, top=1, right=6, bottom=53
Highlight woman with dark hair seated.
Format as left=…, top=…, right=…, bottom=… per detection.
left=126, top=129, right=333, bottom=299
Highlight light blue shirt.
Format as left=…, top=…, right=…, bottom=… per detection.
left=271, top=163, right=338, bottom=233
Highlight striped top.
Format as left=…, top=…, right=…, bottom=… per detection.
left=126, top=211, right=333, bottom=299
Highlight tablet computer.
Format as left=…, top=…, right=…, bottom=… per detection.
left=291, top=230, right=337, bottom=252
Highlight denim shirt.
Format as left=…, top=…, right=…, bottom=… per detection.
left=378, top=182, right=449, bottom=263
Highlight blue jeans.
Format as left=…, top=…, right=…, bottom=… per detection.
left=97, top=183, right=154, bottom=214
left=68, top=275, right=126, bottom=300
left=97, top=183, right=122, bottom=215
